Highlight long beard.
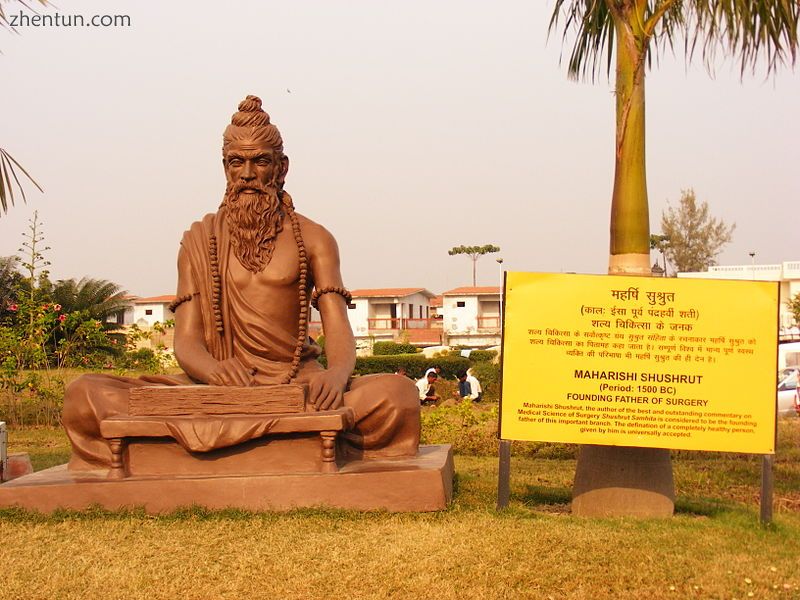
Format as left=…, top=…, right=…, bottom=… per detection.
left=223, top=182, right=284, bottom=273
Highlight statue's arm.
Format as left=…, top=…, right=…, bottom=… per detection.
left=173, top=246, right=253, bottom=386
left=306, top=221, right=355, bottom=410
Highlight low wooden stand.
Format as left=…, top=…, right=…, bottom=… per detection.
left=99, top=409, right=354, bottom=479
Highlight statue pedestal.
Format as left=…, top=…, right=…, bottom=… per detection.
left=0, top=445, right=453, bottom=513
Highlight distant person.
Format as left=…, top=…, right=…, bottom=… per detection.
left=454, top=369, right=482, bottom=402
left=466, top=368, right=483, bottom=402
left=416, top=368, right=440, bottom=405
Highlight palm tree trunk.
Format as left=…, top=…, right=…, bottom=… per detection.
left=572, top=5, right=674, bottom=518
left=608, top=10, right=651, bottom=275
left=472, top=258, right=477, bottom=287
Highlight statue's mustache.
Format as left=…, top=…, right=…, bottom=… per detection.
left=229, top=180, right=273, bottom=196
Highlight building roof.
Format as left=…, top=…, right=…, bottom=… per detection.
left=134, top=295, right=177, bottom=304
left=429, top=295, right=443, bottom=308
left=350, top=288, right=436, bottom=299
left=442, top=286, right=501, bottom=296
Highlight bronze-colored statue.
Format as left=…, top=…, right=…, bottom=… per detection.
left=62, top=96, right=420, bottom=471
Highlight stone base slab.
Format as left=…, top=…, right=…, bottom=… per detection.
left=0, top=444, right=453, bottom=514
left=1, top=453, right=33, bottom=482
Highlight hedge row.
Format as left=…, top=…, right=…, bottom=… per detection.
left=372, top=341, right=421, bottom=355
left=353, top=354, right=470, bottom=379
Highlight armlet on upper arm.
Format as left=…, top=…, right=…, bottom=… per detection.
left=310, top=286, right=352, bottom=310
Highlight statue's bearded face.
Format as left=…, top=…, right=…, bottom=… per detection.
left=222, top=138, right=289, bottom=273
left=223, top=139, right=286, bottom=192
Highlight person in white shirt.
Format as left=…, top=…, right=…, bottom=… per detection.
left=416, top=368, right=440, bottom=405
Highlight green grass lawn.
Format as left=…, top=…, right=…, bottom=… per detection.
left=1, top=421, right=799, bottom=599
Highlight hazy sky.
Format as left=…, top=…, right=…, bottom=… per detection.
left=2, top=0, right=798, bottom=297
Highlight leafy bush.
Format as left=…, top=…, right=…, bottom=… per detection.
left=372, top=341, right=421, bottom=355
left=354, top=354, right=470, bottom=379
left=468, top=361, right=501, bottom=401
left=0, top=370, right=65, bottom=427
left=450, top=349, right=496, bottom=363
left=420, top=400, right=577, bottom=459
left=119, top=323, right=176, bottom=373
left=116, top=348, right=165, bottom=373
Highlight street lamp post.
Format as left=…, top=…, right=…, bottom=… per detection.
left=495, top=256, right=511, bottom=510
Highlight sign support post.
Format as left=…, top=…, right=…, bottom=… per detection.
left=496, top=439, right=511, bottom=509
left=760, top=454, right=774, bottom=525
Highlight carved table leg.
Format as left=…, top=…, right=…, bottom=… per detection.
left=320, top=431, right=338, bottom=473
left=108, top=438, right=126, bottom=480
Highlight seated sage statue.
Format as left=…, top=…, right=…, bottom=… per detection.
left=63, top=95, right=420, bottom=471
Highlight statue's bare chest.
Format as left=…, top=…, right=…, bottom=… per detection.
left=228, top=228, right=301, bottom=295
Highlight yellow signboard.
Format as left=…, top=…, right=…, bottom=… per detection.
left=499, top=272, right=779, bottom=454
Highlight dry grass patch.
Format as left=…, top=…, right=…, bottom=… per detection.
left=1, top=503, right=799, bottom=599
left=2, top=421, right=800, bottom=598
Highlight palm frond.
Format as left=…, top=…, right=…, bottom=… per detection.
left=0, top=148, right=43, bottom=215
left=549, top=0, right=616, bottom=81
left=683, top=0, right=799, bottom=75
left=550, top=0, right=798, bottom=79
left=0, top=0, right=49, bottom=32
left=52, top=277, right=129, bottom=322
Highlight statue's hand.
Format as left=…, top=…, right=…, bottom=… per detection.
left=207, top=357, right=255, bottom=386
left=309, top=368, right=349, bottom=411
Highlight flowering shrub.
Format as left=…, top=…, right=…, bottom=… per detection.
left=0, top=213, right=155, bottom=425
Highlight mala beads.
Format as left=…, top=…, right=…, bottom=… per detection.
left=283, top=201, right=308, bottom=384
left=209, top=234, right=224, bottom=334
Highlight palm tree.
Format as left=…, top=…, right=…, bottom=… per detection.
left=0, top=148, right=43, bottom=215
left=1, top=1, right=49, bottom=215
left=448, top=244, right=501, bottom=286
left=51, top=277, right=130, bottom=324
left=550, top=0, right=798, bottom=273
left=549, top=0, right=798, bottom=517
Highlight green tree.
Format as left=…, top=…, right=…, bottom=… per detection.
left=649, top=233, right=670, bottom=275
left=0, top=256, right=23, bottom=310
left=660, top=189, right=735, bottom=273
left=448, top=244, right=501, bottom=286
left=786, top=293, right=800, bottom=326
left=550, top=0, right=798, bottom=274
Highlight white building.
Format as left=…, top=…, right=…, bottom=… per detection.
left=106, top=295, right=137, bottom=326
left=132, top=295, right=177, bottom=328
left=346, top=288, right=439, bottom=348
left=441, top=286, right=501, bottom=347
left=678, top=261, right=800, bottom=336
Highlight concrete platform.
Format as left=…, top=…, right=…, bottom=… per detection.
left=0, top=444, right=453, bottom=514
